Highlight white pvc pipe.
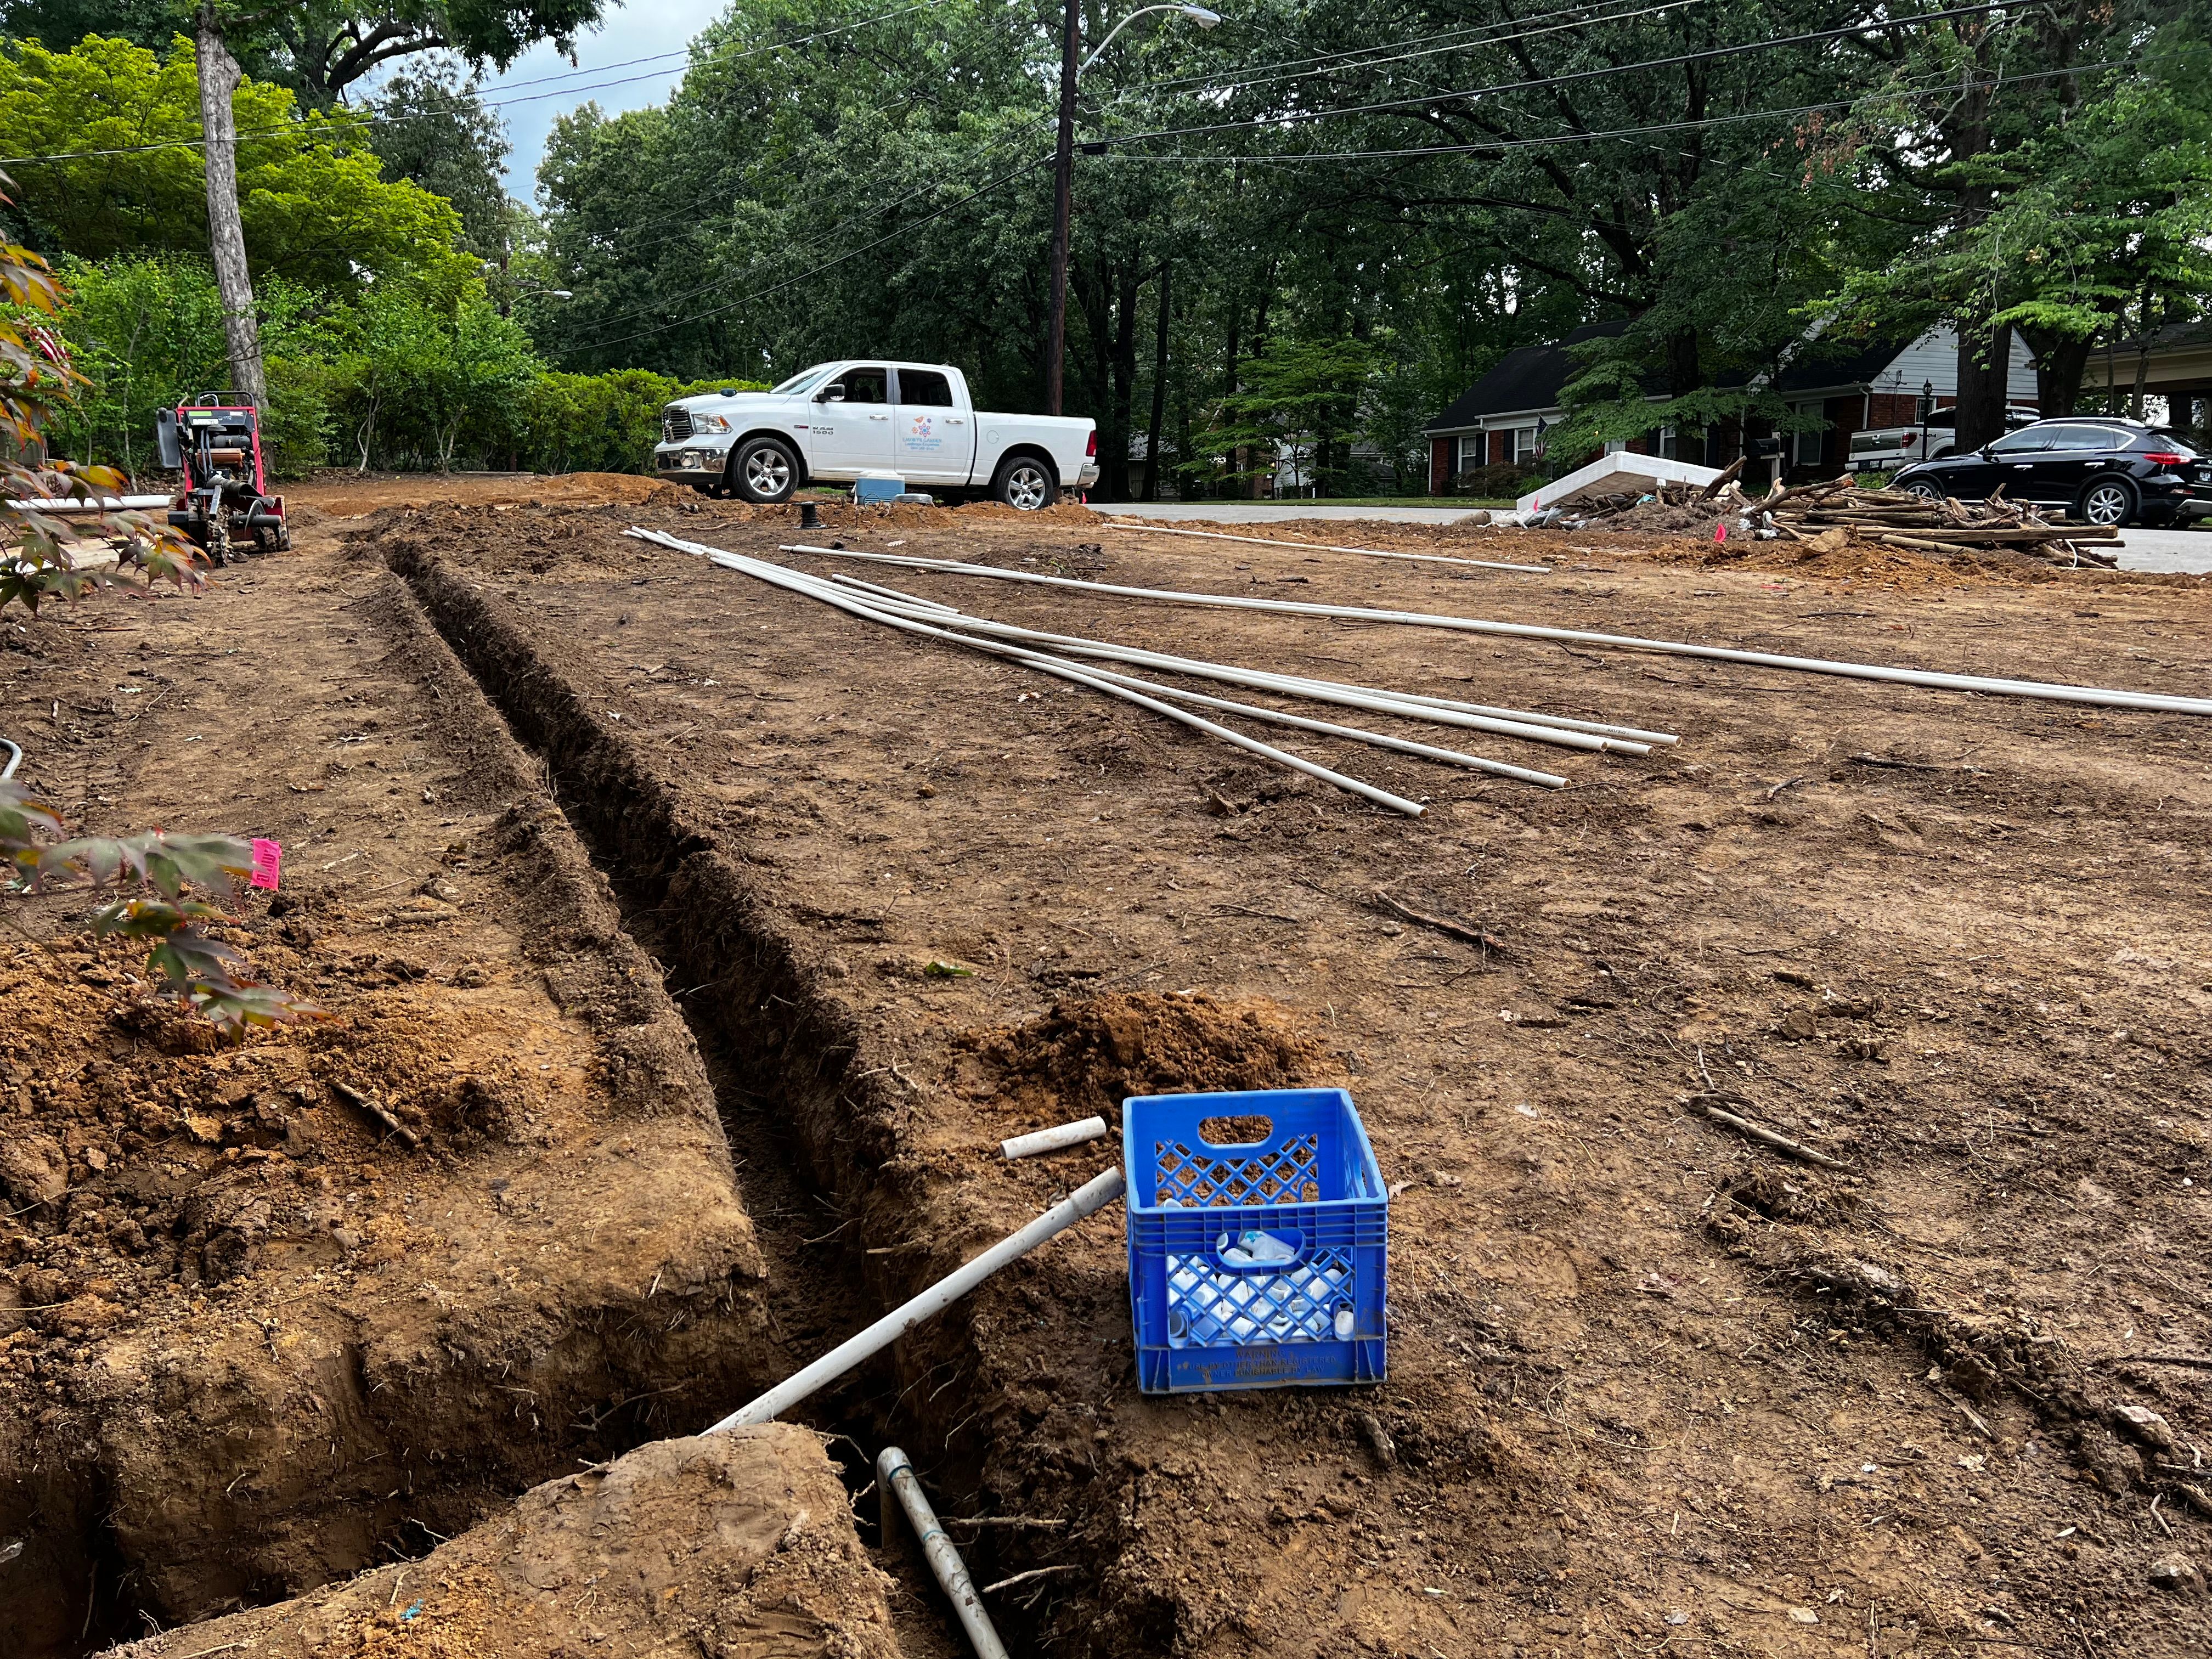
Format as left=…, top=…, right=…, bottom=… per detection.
left=878, top=1447, right=1011, bottom=1659
left=1011, top=631, right=1635, bottom=754
left=5, top=494, right=170, bottom=513
left=1002, top=1116, right=1109, bottom=1159
left=639, top=529, right=1625, bottom=782
left=707, top=1165, right=1127, bottom=1432
left=1044, top=657, right=1569, bottom=787
left=631, top=531, right=1431, bottom=813
left=719, top=541, right=1539, bottom=792
left=1102, top=520, right=1550, bottom=573
left=791, top=546, right=2212, bottom=719
left=789, top=548, right=1667, bottom=751
left=828, top=571, right=964, bottom=614
left=833, top=594, right=1634, bottom=755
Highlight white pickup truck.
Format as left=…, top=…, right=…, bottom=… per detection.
left=654, top=359, right=1099, bottom=509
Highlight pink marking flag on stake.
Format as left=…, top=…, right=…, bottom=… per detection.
left=249, top=838, right=282, bottom=890
left=1713, top=521, right=1728, bottom=543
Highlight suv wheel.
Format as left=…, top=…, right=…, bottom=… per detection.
left=1901, top=480, right=1943, bottom=505
left=2075, top=477, right=2137, bottom=529
left=991, top=454, right=1057, bottom=511
left=731, top=437, right=799, bottom=504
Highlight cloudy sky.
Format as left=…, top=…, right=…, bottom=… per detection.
left=476, top=0, right=729, bottom=196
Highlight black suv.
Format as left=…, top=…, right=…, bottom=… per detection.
left=1891, top=416, right=2212, bottom=528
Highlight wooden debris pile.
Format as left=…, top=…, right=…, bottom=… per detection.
left=1751, top=479, right=2121, bottom=568
left=1569, top=458, right=2122, bottom=569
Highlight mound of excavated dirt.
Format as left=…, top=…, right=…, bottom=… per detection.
left=289, top=471, right=685, bottom=517
left=0, top=918, right=553, bottom=1331
left=959, top=991, right=1336, bottom=1127
left=108, top=1425, right=900, bottom=1659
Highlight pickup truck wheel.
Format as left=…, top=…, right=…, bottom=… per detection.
left=991, top=455, right=1057, bottom=511
left=731, top=437, right=799, bottom=504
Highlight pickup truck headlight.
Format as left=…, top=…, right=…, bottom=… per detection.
left=692, top=413, right=732, bottom=435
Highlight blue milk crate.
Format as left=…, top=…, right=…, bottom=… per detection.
left=1123, top=1088, right=1387, bottom=1393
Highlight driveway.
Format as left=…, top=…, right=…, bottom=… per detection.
left=1088, top=501, right=2212, bottom=574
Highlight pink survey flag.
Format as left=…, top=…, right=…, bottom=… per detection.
left=249, top=838, right=281, bottom=890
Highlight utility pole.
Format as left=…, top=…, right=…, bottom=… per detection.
left=1045, top=0, right=1081, bottom=417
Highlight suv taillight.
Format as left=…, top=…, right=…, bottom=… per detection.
left=2142, top=450, right=2187, bottom=466
left=1086, top=430, right=1098, bottom=458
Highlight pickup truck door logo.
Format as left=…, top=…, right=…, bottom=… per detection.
left=903, top=413, right=944, bottom=454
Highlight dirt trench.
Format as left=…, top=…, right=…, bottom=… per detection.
left=379, top=537, right=1046, bottom=1609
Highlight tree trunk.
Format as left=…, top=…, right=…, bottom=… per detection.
left=196, top=7, right=266, bottom=410
left=1103, top=266, right=1140, bottom=500
left=1665, top=325, right=1701, bottom=399
left=1246, top=282, right=1274, bottom=499
left=1953, top=319, right=2012, bottom=452
left=1142, top=261, right=1171, bottom=501
left=2019, top=330, right=2089, bottom=418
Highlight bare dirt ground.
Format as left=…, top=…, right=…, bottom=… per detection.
left=0, top=519, right=782, bottom=1653
left=106, top=1424, right=902, bottom=1659
left=7, top=476, right=2211, bottom=1659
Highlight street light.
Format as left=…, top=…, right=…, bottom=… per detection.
left=1079, top=4, right=1221, bottom=71
left=1046, top=3, right=1222, bottom=416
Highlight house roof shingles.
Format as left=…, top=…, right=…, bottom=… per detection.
left=1425, top=320, right=1631, bottom=432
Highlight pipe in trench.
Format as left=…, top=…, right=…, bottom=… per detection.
left=878, top=1447, right=1012, bottom=1659
left=707, top=1165, right=1127, bottom=1431
left=1003, top=1116, right=1110, bottom=1159
left=788, top=546, right=2212, bottom=719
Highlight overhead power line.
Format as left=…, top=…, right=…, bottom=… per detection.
left=1117, top=0, right=1713, bottom=101
left=1093, top=0, right=2028, bottom=147
left=1101, top=58, right=2126, bottom=165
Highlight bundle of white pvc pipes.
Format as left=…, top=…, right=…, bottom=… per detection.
left=794, top=546, right=2212, bottom=720
left=628, top=528, right=1673, bottom=811
left=1101, top=520, right=1553, bottom=574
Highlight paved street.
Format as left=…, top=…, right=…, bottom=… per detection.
left=1088, top=501, right=2212, bottom=572
left=2113, top=524, right=2212, bottom=573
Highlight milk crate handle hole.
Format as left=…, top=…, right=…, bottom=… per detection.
left=1197, top=1114, right=1274, bottom=1146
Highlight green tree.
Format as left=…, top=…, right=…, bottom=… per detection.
left=363, top=59, right=516, bottom=259
left=1186, top=335, right=1376, bottom=494
left=0, top=33, right=475, bottom=288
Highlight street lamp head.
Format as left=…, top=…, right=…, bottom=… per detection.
left=549, top=290, right=574, bottom=300
left=1180, top=5, right=1222, bottom=24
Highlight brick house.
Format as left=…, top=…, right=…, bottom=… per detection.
left=1423, top=323, right=2041, bottom=492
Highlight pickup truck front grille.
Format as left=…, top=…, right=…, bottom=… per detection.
left=662, top=407, right=692, bottom=443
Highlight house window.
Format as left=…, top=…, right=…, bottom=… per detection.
left=1793, top=403, right=1825, bottom=467
left=1458, top=433, right=1484, bottom=471
left=1512, top=426, right=1540, bottom=463
left=1658, top=424, right=1678, bottom=459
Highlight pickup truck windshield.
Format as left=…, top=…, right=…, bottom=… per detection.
left=770, top=365, right=837, bottom=396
